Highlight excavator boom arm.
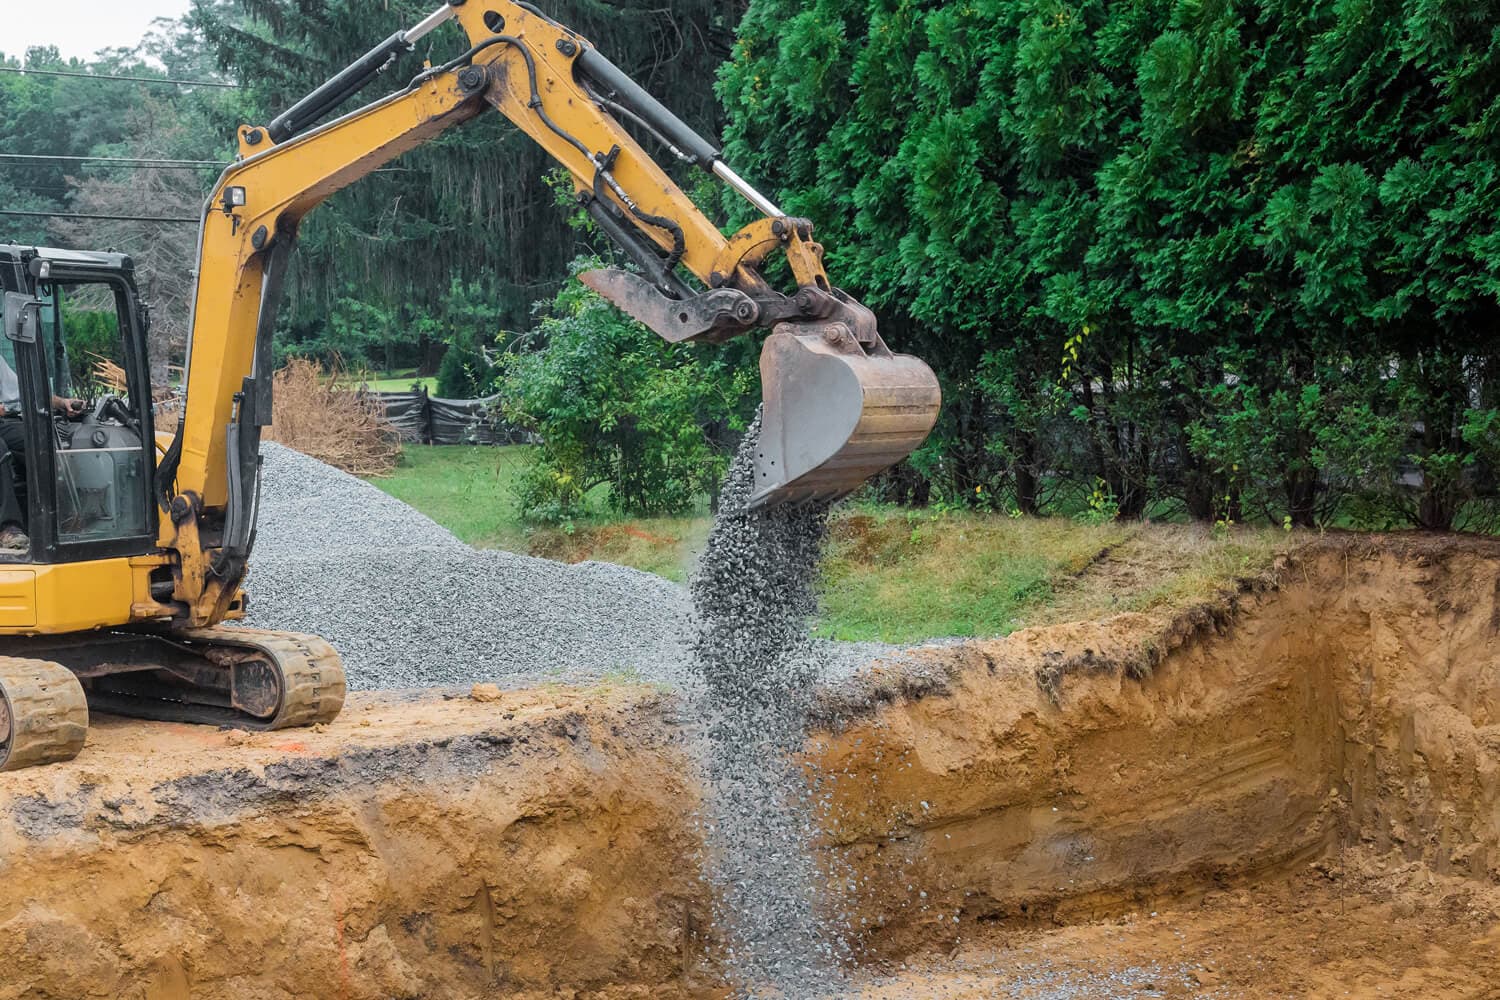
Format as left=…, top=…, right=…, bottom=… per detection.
left=162, top=0, right=940, bottom=627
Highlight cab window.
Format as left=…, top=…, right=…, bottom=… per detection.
left=42, top=281, right=150, bottom=546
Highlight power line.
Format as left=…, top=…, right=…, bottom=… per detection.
left=0, top=153, right=226, bottom=170
left=0, top=66, right=238, bottom=89
left=0, top=209, right=198, bottom=224
left=0, top=153, right=413, bottom=175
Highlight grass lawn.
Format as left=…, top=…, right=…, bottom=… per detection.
left=816, top=511, right=1129, bottom=642
left=369, top=445, right=709, bottom=581
left=370, top=445, right=533, bottom=550
left=818, top=510, right=1291, bottom=642
left=350, top=375, right=440, bottom=393
left=368, top=445, right=1293, bottom=642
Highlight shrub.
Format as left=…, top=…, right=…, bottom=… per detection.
left=265, top=359, right=401, bottom=476
left=436, top=344, right=494, bottom=399
left=498, top=261, right=755, bottom=521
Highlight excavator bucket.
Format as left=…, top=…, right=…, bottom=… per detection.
left=751, top=324, right=941, bottom=508
left=575, top=268, right=939, bottom=506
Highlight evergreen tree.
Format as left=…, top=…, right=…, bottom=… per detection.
left=189, top=0, right=747, bottom=346
left=720, top=0, right=1500, bottom=526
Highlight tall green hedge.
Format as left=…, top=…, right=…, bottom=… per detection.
left=718, top=0, right=1500, bottom=528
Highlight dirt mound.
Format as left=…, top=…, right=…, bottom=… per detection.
left=0, top=689, right=709, bottom=1000
left=1, top=534, right=1496, bottom=997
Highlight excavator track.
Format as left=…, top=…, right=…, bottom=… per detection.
left=190, top=628, right=347, bottom=730
left=0, top=658, right=88, bottom=772
left=33, top=628, right=347, bottom=733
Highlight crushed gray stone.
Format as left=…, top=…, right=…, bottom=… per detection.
left=688, top=417, right=853, bottom=997
left=245, top=443, right=693, bottom=690
left=246, top=443, right=904, bottom=695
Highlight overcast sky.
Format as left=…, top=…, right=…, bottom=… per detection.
left=5, top=0, right=196, bottom=62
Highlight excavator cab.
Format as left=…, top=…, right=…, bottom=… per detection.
left=0, top=248, right=158, bottom=562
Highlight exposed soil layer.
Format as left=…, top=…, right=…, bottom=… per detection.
left=846, top=859, right=1500, bottom=998
left=0, top=689, right=710, bottom=1000
left=1, top=533, right=1497, bottom=998
left=819, top=535, right=1500, bottom=952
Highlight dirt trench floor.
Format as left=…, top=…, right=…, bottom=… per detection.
left=1, top=533, right=1498, bottom=998
left=843, top=854, right=1500, bottom=998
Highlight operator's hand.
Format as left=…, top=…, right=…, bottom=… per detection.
left=53, top=397, right=85, bottom=416
left=0, top=403, right=8, bottom=418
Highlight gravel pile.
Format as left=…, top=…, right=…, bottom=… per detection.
left=245, top=443, right=893, bottom=693
left=245, top=443, right=693, bottom=690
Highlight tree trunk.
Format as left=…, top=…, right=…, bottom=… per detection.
left=883, top=461, right=932, bottom=506
left=1013, top=431, right=1039, bottom=515
left=1285, top=469, right=1317, bottom=528
left=1184, top=474, right=1215, bottom=522
left=1414, top=349, right=1465, bottom=531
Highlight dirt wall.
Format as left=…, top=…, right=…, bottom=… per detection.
left=0, top=691, right=709, bottom=1000
left=812, top=536, right=1500, bottom=957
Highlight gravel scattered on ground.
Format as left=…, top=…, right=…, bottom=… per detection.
left=246, top=443, right=694, bottom=690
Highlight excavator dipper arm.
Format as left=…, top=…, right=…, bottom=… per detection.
left=161, top=0, right=940, bottom=628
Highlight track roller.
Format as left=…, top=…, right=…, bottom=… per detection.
left=0, top=658, right=88, bottom=772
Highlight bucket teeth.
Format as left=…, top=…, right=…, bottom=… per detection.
left=752, top=326, right=940, bottom=508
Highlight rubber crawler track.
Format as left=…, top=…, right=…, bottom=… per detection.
left=166, top=627, right=349, bottom=730
left=186, top=627, right=348, bottom=730
left=84, top=628, right=348, bottom=732
left=0, top=657, right=88, bottom=772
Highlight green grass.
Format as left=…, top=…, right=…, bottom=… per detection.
left=371, top=445, right=533, bottom=550
left=524, top=515, right=710, bottom=583
left=815, top=509, right=1132, bottom=642
left=319, top=368, right=439, bottom=393
left=364, top=376, right=439, bottom=393
left=344, top=374, right=439, bottom=393
left=368, top=446, right=1293, bottom=642
left=368, top=445, right=709, bottom=581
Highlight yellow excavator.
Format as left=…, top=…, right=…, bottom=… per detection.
left=0, top=0, right=940, bottom=771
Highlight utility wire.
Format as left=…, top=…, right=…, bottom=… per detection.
left=0, top=209, right=198, bottom=224
left=0, top=153, right=226, bottom=169
left=0, top=154, right=411, bottom=176
left=0, top=66, right=238, bottom=89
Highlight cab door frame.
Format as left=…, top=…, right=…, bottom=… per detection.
left=13, top=257, right=158, bottom=564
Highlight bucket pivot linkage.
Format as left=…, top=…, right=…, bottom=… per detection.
left=580, top=215, right=941, bottom=508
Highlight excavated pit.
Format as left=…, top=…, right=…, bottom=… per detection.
left=1, top=534, right=1498, bottom=998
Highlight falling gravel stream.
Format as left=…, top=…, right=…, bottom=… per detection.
left=247, top=436, right=881, bottom=993
left=689, top=417, right=850, bottom=996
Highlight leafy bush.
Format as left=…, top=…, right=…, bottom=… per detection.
left=436, top=345, right=491, bottom=399
left=498, top=261, right=756, bottom=521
